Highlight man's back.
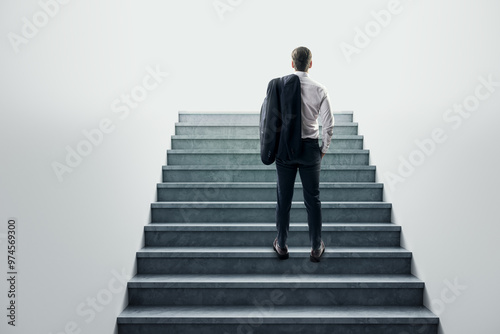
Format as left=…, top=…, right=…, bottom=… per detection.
left=294, top=71, right=334, bottom=154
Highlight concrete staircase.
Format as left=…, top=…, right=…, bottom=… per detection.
left=117, top=112, right=439, bottom=333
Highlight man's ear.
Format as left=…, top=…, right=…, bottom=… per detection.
left=291, top=60, right=295, bottom=69
left=309, top=61, right=313, bottom=69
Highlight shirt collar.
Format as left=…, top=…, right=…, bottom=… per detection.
left=294, top=71, right=309, bottom=77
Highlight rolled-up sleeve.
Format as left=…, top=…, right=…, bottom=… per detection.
left=319, top=92, right=334, bottom=153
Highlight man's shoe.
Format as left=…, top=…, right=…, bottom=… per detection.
left=273, top=238, right=289, bottom=260
left=310, top=240, right=325, bottom=263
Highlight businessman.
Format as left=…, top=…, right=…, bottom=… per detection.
left=273, top=46, right=334, bottom=262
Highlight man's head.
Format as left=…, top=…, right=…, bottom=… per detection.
left=291, top=46, right=312, bottom=72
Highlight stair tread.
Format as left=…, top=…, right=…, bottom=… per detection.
left=172, top=135, right=363, bottom=139
left=151, top=202, right=391, bottom=208
left=178, top=111, right=354, bottom=114
left=128, top=274, right=423, bottom=287
left=118, top=305, right=438, bottom=323
left=175, top=122, right=358, bottom=126
left=162, top=165, right=376, bottom=170
left=145, top=222, right=400, bottom=231
left=167, top=149, right=369, bottom=153
left=137, top=247, right=410, bottom=258
left=157, top=182, right=383, bottom=188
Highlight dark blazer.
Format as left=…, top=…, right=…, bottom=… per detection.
left=260, top=74, right=302, bottom=165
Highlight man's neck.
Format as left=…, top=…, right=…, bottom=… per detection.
left=294, top=70, right=309, bottom=76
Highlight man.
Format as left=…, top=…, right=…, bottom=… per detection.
left=273, top=46, right=334, bottom=262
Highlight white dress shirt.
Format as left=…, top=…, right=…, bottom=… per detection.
left=293, top=71, right=334, bottom=153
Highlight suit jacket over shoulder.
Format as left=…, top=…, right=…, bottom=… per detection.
left=260, top=74, right=302, bottom=165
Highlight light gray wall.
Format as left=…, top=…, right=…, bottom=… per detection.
left=1, top=0, right=499, bottom=333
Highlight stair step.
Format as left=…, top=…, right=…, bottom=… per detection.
left=151, top=202, right=392, bottom=223
left=157, top=182, right=383, bottom=202
left=171, top=135, right=363, bottom=150
left=145, top=223, right=400, bottom=247
left=128, top=274, right=422, bottom=287
left=136, top=247, right=411, bottom=275
left=162, top=165, right=376, bottom=182
left=127, top=274, right=423, bottom=306
left=118, top=305, right=438, bottom=334
left=178, top=111, right=354, bottom=124
left=145, top=222, right=400, bottom=230
left=175, top=123, right=358, bottom=136
left=138, top=246, right=409, bottom=258
left=166, top=149, right=369, bottom=166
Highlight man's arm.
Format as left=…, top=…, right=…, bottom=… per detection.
left=319, top=91, right=334, bottom=157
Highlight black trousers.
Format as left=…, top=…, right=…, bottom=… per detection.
left=275, top=138, right=322, bottom=250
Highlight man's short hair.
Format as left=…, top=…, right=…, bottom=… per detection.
left=291, top=46, right=312, bottom=72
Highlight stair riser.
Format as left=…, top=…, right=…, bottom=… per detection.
left=175, top=125, right=358, bottom=136
left=167, top=152, right=369, bottom=166
left=163, top=169, right=376, bottom=182
left=151, top=207, right=391, bottom=223
left=145, top=231, right=400, bottom=247
left=171, top=138, right=363, bottom=150
left=179, top=113, right=353, bottom=124
left=128, top=287, right=423, bottom=306
left=137, top=257, right=411, bottom=275
left=157, top=187, right=382, bottom=202
left=118, top=324, right=438, bottom=334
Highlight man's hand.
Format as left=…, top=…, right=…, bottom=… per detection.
left=321, top=152, right=326, bottom=159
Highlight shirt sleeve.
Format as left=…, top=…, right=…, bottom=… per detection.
left=319, top=91, right=334, bottom=153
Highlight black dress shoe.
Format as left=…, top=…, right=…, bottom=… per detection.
left=273, top=238, right=289, bottom=260
left=310, top=240, right=325, bottom=263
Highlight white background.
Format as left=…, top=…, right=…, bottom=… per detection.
left=1, top=0, right=499, bottom=333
